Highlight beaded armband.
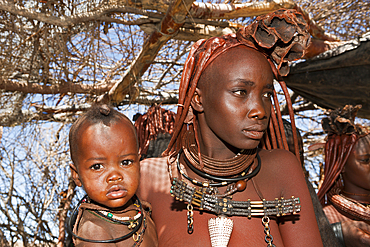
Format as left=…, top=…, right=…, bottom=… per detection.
left=170, top=178, right=301, bottom=217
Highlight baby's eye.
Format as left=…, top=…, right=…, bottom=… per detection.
left=90, top=163, right=103, bottom=170
left=263, top=91, right=273, bottom=98
left=121, top=159, right=133, bottom=166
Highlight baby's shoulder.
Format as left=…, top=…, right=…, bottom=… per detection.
left=76, top=210, right=112, bottom=239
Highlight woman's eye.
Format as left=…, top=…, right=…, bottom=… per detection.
left=90, top=164, right=103, bottom=170
left=234, top=90, right=247, bottom=96
left=121, top=160, right=133, bottom=166
left=263, top=91, right=273, bottom=98
left=359, top=157, right=370, bottom=164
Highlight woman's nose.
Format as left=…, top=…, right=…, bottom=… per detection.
left=247, top=99, right=268, bottom=120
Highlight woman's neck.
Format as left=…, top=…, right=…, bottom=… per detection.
left=197, top=128, right=240, bottom=159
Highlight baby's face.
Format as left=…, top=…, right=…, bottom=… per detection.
left=71, top=120, right=140, bottom=209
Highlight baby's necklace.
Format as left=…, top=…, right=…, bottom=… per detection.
left=68, top=195, right=145, bottom=244
left=95, top=203, right=142, bottom=229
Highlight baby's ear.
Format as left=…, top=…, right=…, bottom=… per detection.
left=69, top=163, right=82, bottom=187
left=191, top=88, right=204, bottom=113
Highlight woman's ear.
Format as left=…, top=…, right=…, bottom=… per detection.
left=69, top=163, right=82, bottom=187
left=191, top=88, right=204, bottom=113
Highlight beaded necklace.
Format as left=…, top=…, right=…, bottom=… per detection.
left=96, top=205, right=142, bottom=228
left=328, top=188, right=370, bottom=221
left=170, top=149, right=301, bottom=247
left=68, top=195, right=146, bottom=244
left=179, top=149, right=260, bottom=192
left=182, top=130, right=257, bottom=176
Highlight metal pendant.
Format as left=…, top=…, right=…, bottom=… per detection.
left=208, top=215, right=233, bottom=247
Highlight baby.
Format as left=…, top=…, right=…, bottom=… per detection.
left=68, top=104, right=158, bottom=246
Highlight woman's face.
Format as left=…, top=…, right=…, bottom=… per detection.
left=343, top=134, right=370, bottom=193
left=194, top=46, right=274, bottom=155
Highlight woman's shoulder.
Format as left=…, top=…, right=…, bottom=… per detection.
left=258, top=148, right=301, bottom=170
left=139, top=156, right=169, bottom=179
left=323, top=204, right=349, bottom=224
left=140, top=156, right=168, bottom=170
left=255, top=148, right=306, bottom=197
left=138, top=156, right=172, bottom=198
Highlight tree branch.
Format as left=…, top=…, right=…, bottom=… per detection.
left=0, top=1, right=155, bottom=27
left=98, top=0, right=195, bottom=104
left=190, top=0, right=296, bottom=19
left=0, top=104, right=91, bottom=127
left=0, top=77, right=114, bottom=95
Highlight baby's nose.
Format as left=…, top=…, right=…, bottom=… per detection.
left=107, top=172, right=123, bottom=182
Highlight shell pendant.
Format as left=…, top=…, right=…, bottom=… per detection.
left=208, top=215, right=233, bottom=247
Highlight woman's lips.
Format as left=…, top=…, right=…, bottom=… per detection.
left=106, top=184, right=127, bottom=199
left=242, top=129, right=265, bottom=139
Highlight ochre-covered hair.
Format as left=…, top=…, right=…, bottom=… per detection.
left=134, top=105, right=176, bottom=156
left=163, top=9, right=311, bottom=165
left=317, top=105, right=369, bottom=205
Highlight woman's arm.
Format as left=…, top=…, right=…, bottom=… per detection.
left=262, top=149, right=323, bottom=247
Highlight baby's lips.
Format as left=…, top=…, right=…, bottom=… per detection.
left=106, top=184, right=127, bottom=199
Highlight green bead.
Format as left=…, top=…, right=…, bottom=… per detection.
left=170, top=190, right=173, bottom=194
left=107, top=213, right=113, bottom=218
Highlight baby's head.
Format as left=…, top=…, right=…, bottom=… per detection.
left=69, top=104, right=140, bottom=209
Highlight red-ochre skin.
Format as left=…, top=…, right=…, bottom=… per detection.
left=138, top=47, right=323, bottom=247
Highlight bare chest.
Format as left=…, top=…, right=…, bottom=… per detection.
left=149, top=191, right=284, bottom=247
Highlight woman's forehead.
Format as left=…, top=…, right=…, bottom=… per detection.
left=202, top=47, right=273, bottom=82
left=214, top=45, right=266, bottom=62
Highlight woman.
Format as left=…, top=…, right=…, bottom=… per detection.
left=138, top=9, right=322, bottom=247
left=318, top=105, right=370, bottom=246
